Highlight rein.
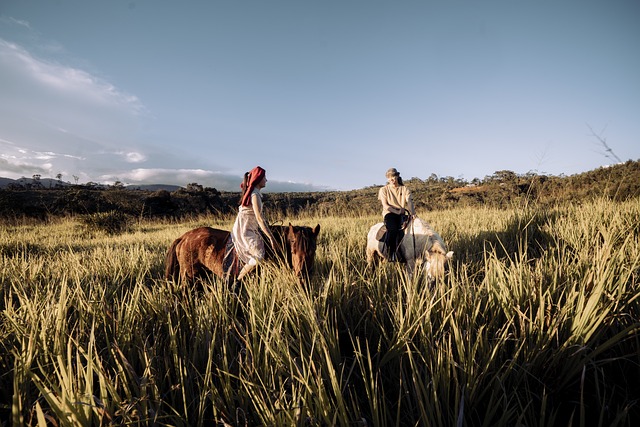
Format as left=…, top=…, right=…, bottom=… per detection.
left=410, top=216, right=416, bottom=258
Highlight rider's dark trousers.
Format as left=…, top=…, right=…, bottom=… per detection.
left=383, top=212, right=403, bottom=256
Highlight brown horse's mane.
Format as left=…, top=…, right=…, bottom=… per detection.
left=263, top=224, right=318, bottom=261
left=263, top=225, right=290, bottom=262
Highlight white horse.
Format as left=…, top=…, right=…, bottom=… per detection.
left=366, top=216, right=454, bottom=280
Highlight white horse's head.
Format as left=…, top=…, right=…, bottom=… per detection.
left=424, top=240, right=454, bottom=280
left=405, top=217, right=454, bottom=280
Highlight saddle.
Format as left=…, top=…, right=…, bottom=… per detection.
left=376, top=226, right=406, bottom=243
left=376, top=215, right=410, bottom=242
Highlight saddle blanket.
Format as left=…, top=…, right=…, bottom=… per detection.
left=376, top=226, right=405, bottom=243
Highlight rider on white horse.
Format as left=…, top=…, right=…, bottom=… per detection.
left=378, top=168, right=416, bottom=262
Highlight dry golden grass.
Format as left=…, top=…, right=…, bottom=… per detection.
left=1, top=197, right=639, bottom=426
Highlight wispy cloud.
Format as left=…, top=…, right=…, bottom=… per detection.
left=0, top=24, right=331, bottom=192
left=0, top=37, right=151, bottom=182
left=114, top=151, right=147, bottom=163
left=0, top=39, right=145, bottom=116
left=0, top=157, right=48, bottom=175
left=8, top=17, right=31, bottom=29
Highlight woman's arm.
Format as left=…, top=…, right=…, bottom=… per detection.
left=252, top=192, right=276, bottom=247
left=405, top=189, right=416, bottom=216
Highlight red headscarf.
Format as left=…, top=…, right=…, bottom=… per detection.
left=240, top=166, right=266, bottom=207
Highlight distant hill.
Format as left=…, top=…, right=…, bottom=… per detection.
left=1, top=160, right=639, bottom=220
left=0, top=178, right=15, bottom=188
left=0, top=177, right=182, bottom=192
left=0, top=177, right=74, bottom=189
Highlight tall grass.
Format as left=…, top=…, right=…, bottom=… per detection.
left=1, top=198, right=639, bottom=426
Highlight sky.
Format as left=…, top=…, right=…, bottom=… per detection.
left=1, top=1, right=638, bottom=192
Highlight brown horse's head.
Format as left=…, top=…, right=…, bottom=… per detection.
left=285, top=223, right=321, bottom=280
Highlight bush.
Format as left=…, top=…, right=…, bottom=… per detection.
left=79, top=210, right=132, bottom=235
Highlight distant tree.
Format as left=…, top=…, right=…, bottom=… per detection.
left=186, top=183, right=204, bottom=192
left=439, top=176, right=456, bottom=184
left=73, top=175, right=79, bottom=185
left=56, top=173, right=63, bottom=182
left=31, top=174, right=43, bottom=188
left=493, top=170, right=517, bottom=183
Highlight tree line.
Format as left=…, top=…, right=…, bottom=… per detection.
left=1, top=160, right=639, bottom=221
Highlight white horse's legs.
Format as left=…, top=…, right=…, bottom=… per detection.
left=405, top=258, right=416, bottom=276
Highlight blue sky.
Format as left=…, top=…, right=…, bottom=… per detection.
left=1, top=1, right=638, bottom=191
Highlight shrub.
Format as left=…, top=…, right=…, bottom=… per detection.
left=79, top=210, right=132, bottom=235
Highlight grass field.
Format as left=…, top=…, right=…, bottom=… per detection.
left=1, top=198, right=639, bottom=426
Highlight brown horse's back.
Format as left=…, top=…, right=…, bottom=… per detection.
left=165, top=227, right=230, bottom=284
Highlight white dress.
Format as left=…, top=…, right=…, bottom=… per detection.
left=231, top=189, right=265, bottom=266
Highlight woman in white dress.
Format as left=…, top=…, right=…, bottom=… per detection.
left=232, top=166, right=276, bottom=281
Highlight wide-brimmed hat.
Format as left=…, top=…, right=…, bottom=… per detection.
left=385, top=168, right=400, bottom=177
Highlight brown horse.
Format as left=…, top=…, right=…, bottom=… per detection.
left=165, top=223, right=320, bottom=286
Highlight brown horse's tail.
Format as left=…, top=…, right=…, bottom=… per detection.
left=164, top=237, right=181, bottom=281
